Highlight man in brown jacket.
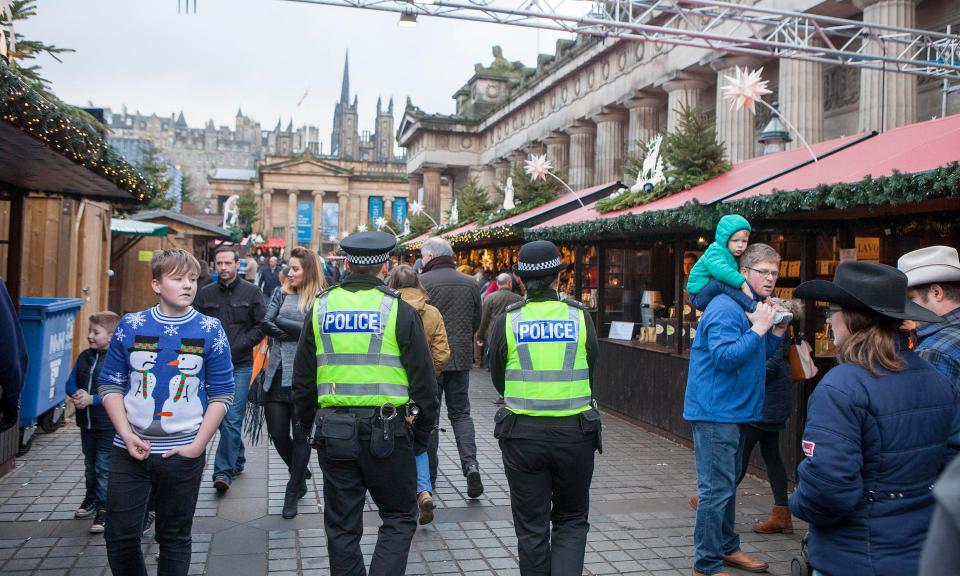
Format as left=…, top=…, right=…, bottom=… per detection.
left=477, top=273, right=524, bottom=366
left=419, top=237, right=484, bottom=497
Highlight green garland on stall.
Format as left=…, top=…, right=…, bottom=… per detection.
left=0, top=62, right=155, bottom=201
left=526, top=163, right=960, bottom=242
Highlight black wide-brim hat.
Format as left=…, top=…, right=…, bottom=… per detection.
left=514, top=240, right=567, bottom=279
left=795, top=260, right=943, bottom=323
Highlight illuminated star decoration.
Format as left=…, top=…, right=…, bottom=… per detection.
left=523, top=154, right=585, bottom=207
left=721, top=66, right=817, bottom=162
left=408, top=199, right=439, bottom=230
left=356, top=223, right=367, bottom=232
left=375, top=216, right=398, bottom=237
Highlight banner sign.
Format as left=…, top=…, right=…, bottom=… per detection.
left=297, top=200, right=313, bottom=244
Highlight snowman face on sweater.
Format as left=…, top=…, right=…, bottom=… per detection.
left=167, top=352, right=203, bottom=375
left=130, top=350, right=158, bottom=372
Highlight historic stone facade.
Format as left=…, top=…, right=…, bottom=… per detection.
left=398, top=0, right=960, bottom=221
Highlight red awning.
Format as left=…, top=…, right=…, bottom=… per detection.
left=259, top=238, right=286, bottom=248
left=533, top=133, right=870, bottom=230
left=401, top=232, right=431, bottom=248
left=441, top=222, right=477, bottom=238
left=727, top=114, right=960, bottom=201
left=483, top=181, right=620, bottom=230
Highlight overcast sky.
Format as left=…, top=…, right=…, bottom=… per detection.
left=20, top=0, right=575, bottom=149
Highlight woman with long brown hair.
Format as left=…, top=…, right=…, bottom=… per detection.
left=260, top=247, right=326, bottom=518
left=789, top=261, right=957, bottom=576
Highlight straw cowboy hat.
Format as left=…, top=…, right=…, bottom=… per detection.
left=896, top=245, right=960, bottom=287
left=795, top=261, right=943, bottom=323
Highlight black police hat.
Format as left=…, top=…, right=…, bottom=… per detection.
left=514, top=240, right=567, bottom=279
left=340, top=231, right=396, bottom=265
left=795, top=260, right=943, bottom=323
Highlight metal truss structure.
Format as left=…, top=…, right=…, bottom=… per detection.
left=277, top=0, right=960, bottom=80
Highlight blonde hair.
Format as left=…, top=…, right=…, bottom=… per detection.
left=836, top=309, right=906, bottom=376
left=150, top=249, right=200, bottom=281
left=288, top=247, right=326, bottom=313
left=89, top=311, right=120, bottom=334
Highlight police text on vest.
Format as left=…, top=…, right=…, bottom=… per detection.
left=517, top=320, right=577, bottom=343
left=323, top=311, right=384, bottom=334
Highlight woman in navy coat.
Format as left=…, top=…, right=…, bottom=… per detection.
left=790, top=261, right=959, bottom=576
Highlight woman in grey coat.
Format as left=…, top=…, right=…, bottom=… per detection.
left=261, top=247, right=326, bottom=518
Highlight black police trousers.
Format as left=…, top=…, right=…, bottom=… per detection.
left=501, top=435, right=596, bottom=576
left=315, top=421, right=417, bottom=576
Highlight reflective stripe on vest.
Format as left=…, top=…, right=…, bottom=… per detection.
left=312, top=287, right=409, bottom=408
left=503, top=300, right=592, bottom=417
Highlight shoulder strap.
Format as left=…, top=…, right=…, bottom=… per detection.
left=376, top=285, right=400, bottom=298
left=505, top=299, right=528, bottom=313
left=563, top=297, right=584, bottom=310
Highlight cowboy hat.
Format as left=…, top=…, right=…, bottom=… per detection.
left=896, top=245, right=960, bottom=287
left=795, top=260, right=943, bottom=323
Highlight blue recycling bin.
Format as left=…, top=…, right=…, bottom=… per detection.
left=18, top=297, right=84, bottom=429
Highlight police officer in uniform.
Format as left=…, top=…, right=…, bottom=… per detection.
left=292, top=231, right=438, bottom=576
left=487, top=240, right=602, bottom=576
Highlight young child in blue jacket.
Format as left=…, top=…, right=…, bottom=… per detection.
left=66, top=310, right=120, bottom=534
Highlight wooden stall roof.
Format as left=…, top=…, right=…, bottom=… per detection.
left=131, top=210, right=231, bottom=238
left=726, top=113, right=960, bottom=201
left=532, top=133, right=872, bottom=230
left=483, top=181, right=623, bottom=230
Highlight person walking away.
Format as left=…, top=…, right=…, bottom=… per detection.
left=292, top=231, right=438, bottom=576
left=195, top=246, right=266, bottom=493
left=898, top=245, right=960, bottom=387
left=477, top=273, right=524, bottom=369
left=258, top=247, right=325, bottom=518
left=99, top=249, right=234, bottom=576
left=686, top=214, right=764, bottom=315
left=487, top=240, right=602, bottom=576
left=387, top=264, right=450, bottom=525
left=66, top=311, right=120, bottom=534
left=684, top=243, right=789, bottom=576
left=789, top=261, right=958, bottom=576
left=419, top=237, right=484, bottom=497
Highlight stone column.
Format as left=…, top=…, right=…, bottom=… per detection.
left=493, top=159, right=511, bottom=185
left=543, top=131, right=570, bottom=176
left=312, top=191, right=323, bottom=251
left=565, top=120, right=596, bottom=190
left=481, top=165, right=497, bottom=197
left=262, top=189, right=273, bottom=236
left=712, top=57, right=763, bottom=164
left=407, top=174, right=421, bottom=203
left=663, top=76, right=708, bottom=133
left=383, top=197, right=393, bottom=224
left=625, top=94, right=662, bottom=158
left=592, top=107, right=629, bottom=183
left=526, top=141, right=546, bottom=157
left=422, top=167, right=442, bottom=222
left=337, top=191, right=348, bottom=239
left=779, top=56, right=824, bottom=151
left=287, top=190, right=298, bottom=248
left=855, top=0, right=917, bottom=131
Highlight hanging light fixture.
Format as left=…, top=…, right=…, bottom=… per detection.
left=399, top=7, right=418, bottom=27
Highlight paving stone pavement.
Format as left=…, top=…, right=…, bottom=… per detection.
left=0, top=369, right=806, bottom=575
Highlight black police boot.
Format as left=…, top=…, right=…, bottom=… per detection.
left=282, top=481, right=299, bottom=519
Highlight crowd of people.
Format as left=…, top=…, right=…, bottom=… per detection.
left=3, top=210, right=956, bottom=575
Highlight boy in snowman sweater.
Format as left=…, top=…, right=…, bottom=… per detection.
left=98, top=249, right=234, bottom=576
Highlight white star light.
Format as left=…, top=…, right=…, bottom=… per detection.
left=409, top=200, right=423, bottom=215
left=356, top=223, right=368, bottom=232
left=524, top=154, right=553, bottom=181
left=721, top=67, right=772, bottom=114
left=375, top=217, right=387, bottom=230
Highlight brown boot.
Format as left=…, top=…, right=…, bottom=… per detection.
left=417, top=491, right=434, bottom=525
left=689, top=495, right=699, bottom=510
left=723, top=550, right=769, bottom=573
left=752, top=505, right=794, bottom=534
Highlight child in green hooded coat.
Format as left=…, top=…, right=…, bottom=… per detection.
left=686, top=214, right=758, bottom=312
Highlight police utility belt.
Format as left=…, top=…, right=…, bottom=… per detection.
left=493, top=403, right=603, bottom=454
left=308, top=405, right=413, bottom=461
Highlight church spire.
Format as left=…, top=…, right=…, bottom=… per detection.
left=339, top=50, right=350, bottom=105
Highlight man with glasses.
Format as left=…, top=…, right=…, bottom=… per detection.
left=684, top=243, right=790, bottom=576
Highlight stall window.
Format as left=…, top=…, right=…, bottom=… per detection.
left=602, top=248, right=651, bottom=326
left=579, top=245, right=599, bottom=310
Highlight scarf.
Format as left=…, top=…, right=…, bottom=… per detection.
left=421, top=255, right=456, bottom=273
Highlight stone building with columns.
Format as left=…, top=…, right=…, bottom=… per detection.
left=398, top=0, right=960, bottom=223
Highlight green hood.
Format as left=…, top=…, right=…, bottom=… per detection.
left=715, top=214, right=751, bottom=245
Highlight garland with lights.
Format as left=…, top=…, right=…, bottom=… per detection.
left=0, top=62, right=155, bottom=201
left=526, top=163, right=960, bottom=242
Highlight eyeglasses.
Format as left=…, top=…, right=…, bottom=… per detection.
left=744, top=267, right=779, bottom=279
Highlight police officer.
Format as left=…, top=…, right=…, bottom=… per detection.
left=292, top=231, right=438, bottom=576
left=487, top=240, right=602, bottom=576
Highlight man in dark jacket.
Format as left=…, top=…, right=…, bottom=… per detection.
left=257, top=256, right=282, bottom=299
left=195, top=246, right=266, bottom=492
left=477, top=273, right=524, bottom=367
left=419, top=237, right=484, bottom=497
left=0, top=280, right=27, bottom=431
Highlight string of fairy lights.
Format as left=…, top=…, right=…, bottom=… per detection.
left=0, top=62, right=155, bottom=201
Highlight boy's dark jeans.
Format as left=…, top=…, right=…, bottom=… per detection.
left=690, top=279, right=757, bottom=312
left=80, top=428, right=114, bottom=509
left=106, top=447, right=205, bottom=576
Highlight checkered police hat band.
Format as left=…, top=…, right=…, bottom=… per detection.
left=347, top=251, right=391, bottom=265
left=516, top=257, right=562, bottom=272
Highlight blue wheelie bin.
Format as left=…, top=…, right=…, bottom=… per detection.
left=18, top=297, right=84, bottom=450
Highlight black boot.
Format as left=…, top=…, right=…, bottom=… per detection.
left=282, top=480, right=299, bottom=519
